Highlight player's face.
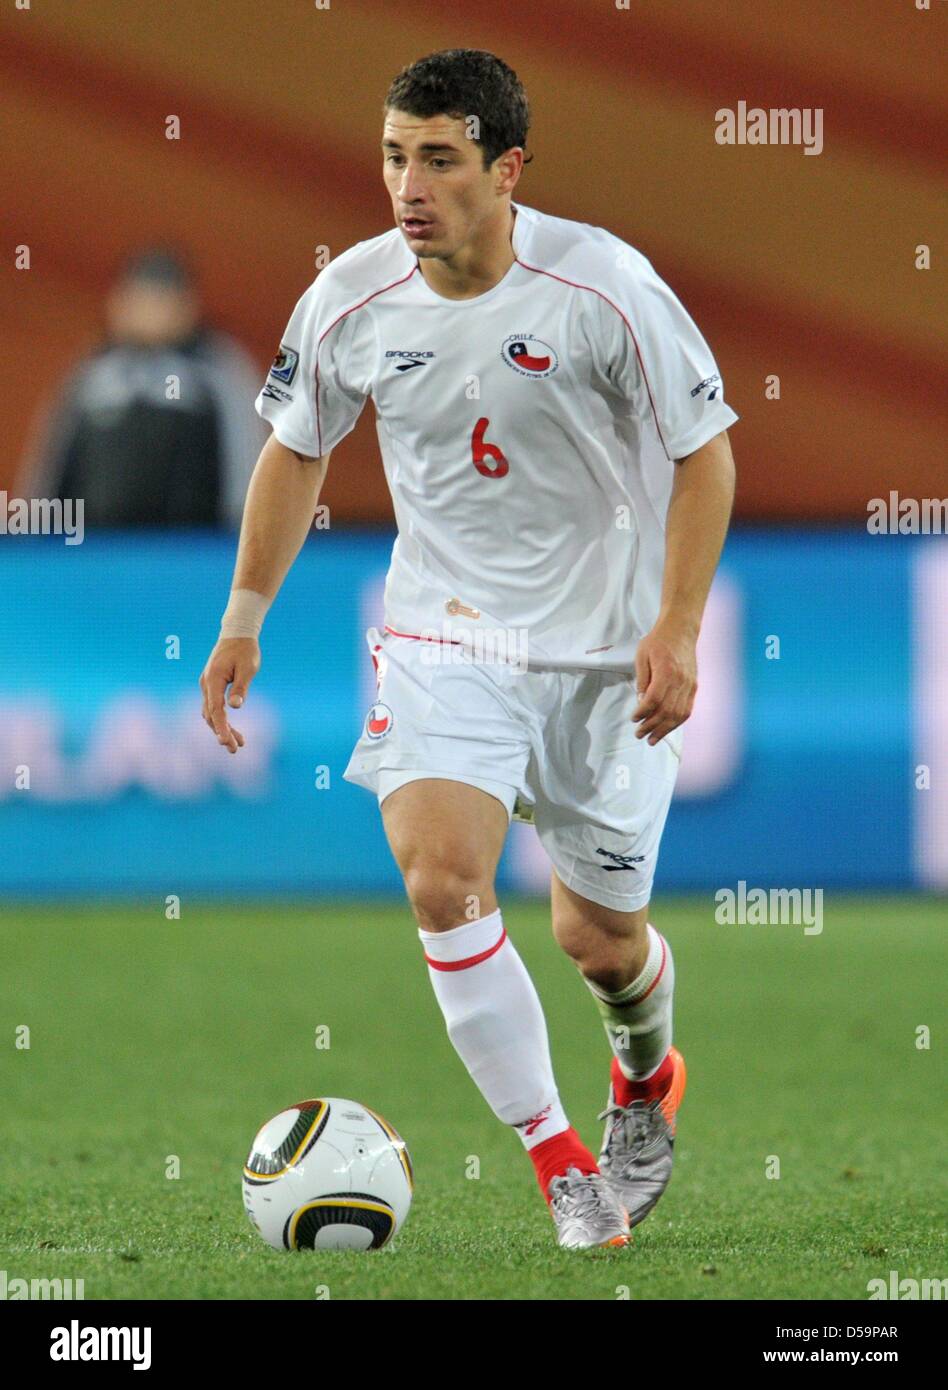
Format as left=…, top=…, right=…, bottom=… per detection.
left=381, top=112, right=508, bottom=259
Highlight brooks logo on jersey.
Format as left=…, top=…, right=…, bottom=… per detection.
left=690, top=373, right=721, bottom=400
left=261, top=383, right=293, bottom=403
left=385, top=350, right=435, bottom=372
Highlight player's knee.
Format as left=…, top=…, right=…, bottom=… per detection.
left=554, top=909, right=649, bottom=988
left=553, top=907, right=610, bottom=968
left=558, top=929, right=622, bottom=988
left=551, top=910, right=585, bottom=961
left=403, top=861, right=492, bottom=933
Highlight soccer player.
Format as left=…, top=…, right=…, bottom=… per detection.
left=200, top=50, right=738, bottom=1249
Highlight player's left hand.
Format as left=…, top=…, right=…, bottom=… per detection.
left=632, top=618, right=698, bottom=745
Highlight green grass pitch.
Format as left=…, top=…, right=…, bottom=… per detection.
left=0, top=896, right=943, bottom=1300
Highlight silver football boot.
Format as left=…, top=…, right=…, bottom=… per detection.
left=548, top=1165, right=629, bottom=1249
left=597, top=1047, right=687, bottom=1228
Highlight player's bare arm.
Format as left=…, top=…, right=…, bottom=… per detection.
left=199, top=431, right=330, bottom=753
left=633, top=428, right=736, bottom=745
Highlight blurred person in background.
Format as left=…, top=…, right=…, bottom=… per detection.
left=19, top=247, right=265, bottom=527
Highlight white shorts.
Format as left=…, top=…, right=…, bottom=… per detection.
left=342, top=627, right=682, bottom=913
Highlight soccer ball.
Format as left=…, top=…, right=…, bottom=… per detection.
left=242, top=1097, right=413, bottom=1251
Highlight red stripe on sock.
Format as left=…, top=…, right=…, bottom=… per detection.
left=628, top=934, right=667, bottom=1004
left=528, top=1125, right=599, bottom=1203
left=423, top=926, right=507, bottom=972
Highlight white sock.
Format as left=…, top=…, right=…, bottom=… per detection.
left=418, top=908, right=569, bottom=1150
left=583, top=924, right=674, bottom=1080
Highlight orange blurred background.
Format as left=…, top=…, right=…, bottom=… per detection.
left=2, top=0, right=945, bottom=522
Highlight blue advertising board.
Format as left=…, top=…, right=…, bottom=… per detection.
left=0, top=530, right=941, bottom=897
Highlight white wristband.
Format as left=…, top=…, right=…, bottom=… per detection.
left=220, top=588, right=271, bottom=639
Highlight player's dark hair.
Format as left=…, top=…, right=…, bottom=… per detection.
left=384, top=49, right=532, bottom=170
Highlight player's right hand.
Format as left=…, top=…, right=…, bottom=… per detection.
left=199, top=638, right=261, bottom=753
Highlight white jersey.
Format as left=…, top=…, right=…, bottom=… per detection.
left=255, top=201, right=738, bottom=673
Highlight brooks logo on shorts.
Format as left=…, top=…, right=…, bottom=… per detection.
left=596, top=848, right=646, bottom=872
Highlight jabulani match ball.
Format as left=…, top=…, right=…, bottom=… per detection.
left=242, top=1097, right=413, bottom=1251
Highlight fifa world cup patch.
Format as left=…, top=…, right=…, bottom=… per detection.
left=268, top=344, right=299, bottom=386
left=365, top=702, right=394, bottom=740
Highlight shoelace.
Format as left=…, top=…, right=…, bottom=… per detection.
left=597, top=1099, right=668, bottom=1164
left=548, top=1166, right=613, bottom=1224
